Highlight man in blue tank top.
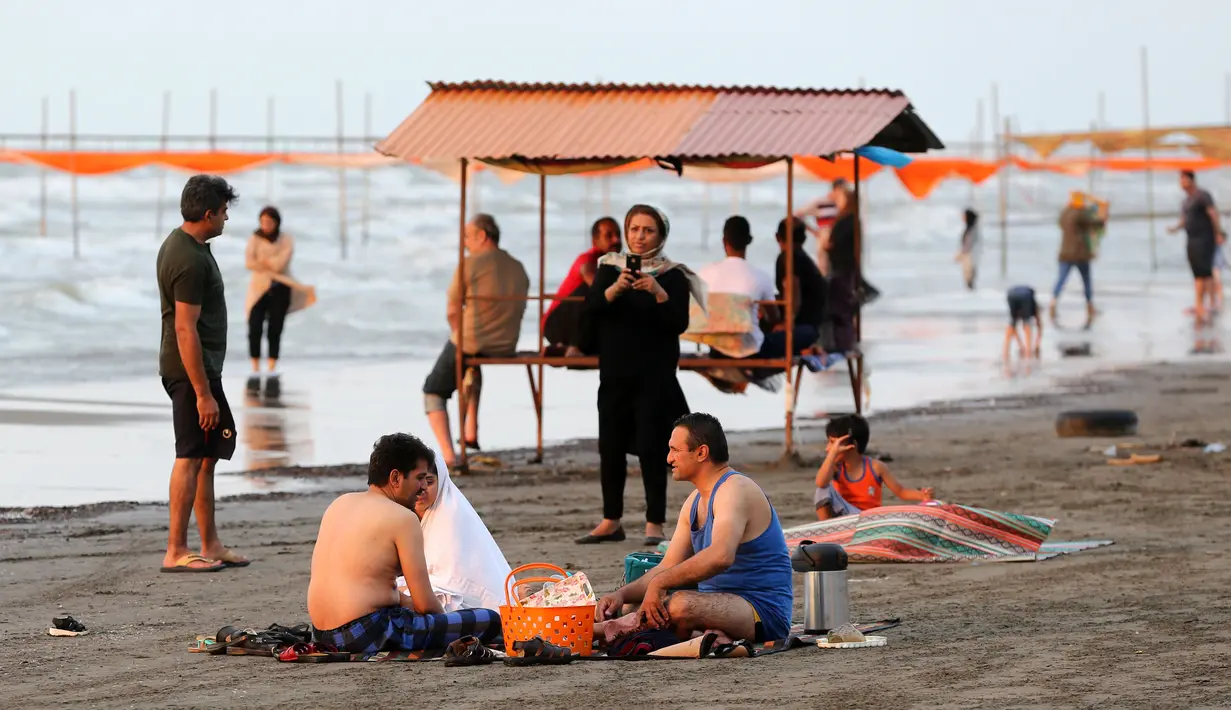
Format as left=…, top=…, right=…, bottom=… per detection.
left=595, top=413, right=794, bottom=643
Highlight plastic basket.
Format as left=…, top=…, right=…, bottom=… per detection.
left=499, top=563, right=595, bottom=657
left=622, top=552, right=663, bottom=585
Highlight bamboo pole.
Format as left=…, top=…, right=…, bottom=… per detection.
left=456, top=159, right=469, bottom=471
left=536, top=174, right=547, bottom=462
left=362, top=91, right=372, bottom=246
left=991, top=83, right=1007, bottom=277
left=155, top=91, right=171, bottom=240
left=336, top=80, right=348, bottom=260
left=970, top=98, right=983, bottom=204
left=208, top=88, right=217, bottom=151
left=39, top=96, right=47, bottom=237
left=69, top=90, right=79, bottom=259
left=1141, top=46, right=1157, bottom=272
left=784, top=157, right=795, bottom=455
left=1000, top=117, right=1011, bottom=278
left=702, top=183, right=711, bottom=247
left=266, top=96, right=275, bottom=200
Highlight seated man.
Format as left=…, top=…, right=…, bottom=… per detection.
left=543, top=216, right=622, bottom=355
left=595, top=413, right=793, bottom=644
left=308, top=433, right=501, bottom=654
left=814, top=414, right=934, bottom=520
left=423, top=213, right=530, bottom=465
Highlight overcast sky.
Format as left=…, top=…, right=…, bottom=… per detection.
left=2, top=0, right=1229, bottom=145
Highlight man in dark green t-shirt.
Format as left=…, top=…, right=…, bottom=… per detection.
left=155, top=174, right=248, bottom=573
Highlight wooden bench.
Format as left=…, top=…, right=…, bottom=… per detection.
left=463, top=349, right=862, bottom=462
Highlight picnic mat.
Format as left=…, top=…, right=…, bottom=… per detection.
left=781, top=502, right=1114, bottom=563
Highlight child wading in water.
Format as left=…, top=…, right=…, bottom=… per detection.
left=814, top=414, right=934, bottom=520
left=1003, top=285, right=1043, bottom=362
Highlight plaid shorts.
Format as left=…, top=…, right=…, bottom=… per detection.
left=312, top=606, right=502, bottom=654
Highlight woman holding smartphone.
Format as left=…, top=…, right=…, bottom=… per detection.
left=577, top=204, right=706, bottom=546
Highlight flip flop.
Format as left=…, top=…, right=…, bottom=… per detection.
left=160, top=554, right=223, bottom=574
left=213, top=549, right=250, bottom=568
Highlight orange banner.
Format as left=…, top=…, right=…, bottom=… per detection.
left=2, top=151, right=1228, bottom=200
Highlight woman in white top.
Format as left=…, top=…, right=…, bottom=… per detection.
left=956, top=208, right=981, bottom=291
left=245, top=206, right=309, bottom=374
left=397, top=450, right=512, bottom=612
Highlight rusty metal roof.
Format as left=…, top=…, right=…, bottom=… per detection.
left=376, top=81, right=942, bottom=171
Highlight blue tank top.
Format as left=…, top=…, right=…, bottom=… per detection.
left=689, top=470, right=793, bottom=637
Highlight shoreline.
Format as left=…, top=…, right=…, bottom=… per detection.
left=0, top=357, right=1147, bottom=522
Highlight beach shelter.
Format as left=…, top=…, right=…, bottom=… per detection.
left=376, top=81, right=944, bottom=467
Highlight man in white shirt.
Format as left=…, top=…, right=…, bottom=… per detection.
left=697, top=216, right=780, bottom=353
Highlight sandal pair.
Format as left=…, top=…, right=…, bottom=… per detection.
left=504, top=636, right=575, bottom=666
left=443, top=636, right=499, bottom=667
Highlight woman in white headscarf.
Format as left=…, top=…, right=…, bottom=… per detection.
left=397, top=451, right=512, bottom=612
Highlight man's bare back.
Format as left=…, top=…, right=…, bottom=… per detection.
left=308, top=491, right=431, bottom=631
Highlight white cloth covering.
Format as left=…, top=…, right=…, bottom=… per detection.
left=396, top=451, right=512, bottom=612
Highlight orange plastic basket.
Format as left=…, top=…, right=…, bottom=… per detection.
left=499, top=563, right=595, bottom=657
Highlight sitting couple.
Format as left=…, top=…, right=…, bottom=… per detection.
left=307, top=433, right=509, bottom=654
left=595, top=413, right=794, bottom=647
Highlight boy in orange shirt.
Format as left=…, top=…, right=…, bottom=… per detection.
left=814, top=414, right=934, bottom=520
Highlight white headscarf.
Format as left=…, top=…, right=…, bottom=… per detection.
left=398, top=452, right=512, bottom=611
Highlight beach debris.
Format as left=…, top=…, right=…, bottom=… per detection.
left=1203, top=442, right=1226, bottom=454
left=1106, top=453, right=1162, bottom=466
left=1060, top=343, right=1093, bottom=357
left=1180, top=437, right=1208, bottom=448
left=1055, top=409, right=1138, bottom=438
left=48, top=615, right=88, bottom=637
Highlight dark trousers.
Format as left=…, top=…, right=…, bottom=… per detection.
left=598, top=376, right=683, bottom=524
left=248, top=283, right=292, bottom=360
left=827, top=272, right=858, bottom=352
left=544, top=282, right=588, bottom=348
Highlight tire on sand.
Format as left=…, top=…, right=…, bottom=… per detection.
left=1055, top=409, right=1138, bottom=438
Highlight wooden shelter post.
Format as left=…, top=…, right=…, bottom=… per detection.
left=456, top=158, right=469, bottom=470
left=853, top=154, right=864, bottom=414
left=534, top=174, right=547, bottom=463
left=784, top=157, right=795, bottom=455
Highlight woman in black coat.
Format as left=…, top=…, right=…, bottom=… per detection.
left=576, top=204, right=704, bottom=546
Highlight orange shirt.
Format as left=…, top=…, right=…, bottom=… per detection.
left=832, top=456, right=883, bottom=511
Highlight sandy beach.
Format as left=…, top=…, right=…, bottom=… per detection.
left=3, top=359, right=1230, bottom=709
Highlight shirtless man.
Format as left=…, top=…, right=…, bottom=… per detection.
left=307, top=433, right=501, bottom=654
left=595, top=413, right=793, bottom=644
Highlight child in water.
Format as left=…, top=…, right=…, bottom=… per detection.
left=1003, top=285, right=1043, bottom=361
left=814, top=414, right=934, bottom=520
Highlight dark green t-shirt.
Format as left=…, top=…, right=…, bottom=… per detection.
left=157, top=228, right=228, bottom=380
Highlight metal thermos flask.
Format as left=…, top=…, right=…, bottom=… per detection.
left=790, top=541, right=849, bottom=634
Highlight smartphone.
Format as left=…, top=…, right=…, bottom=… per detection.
left=626, top=254, right=642, bottom=276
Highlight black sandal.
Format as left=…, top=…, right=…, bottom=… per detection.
left=503, top=637, right=575, bottom=666
left=443, top=636, right=498, bottom=667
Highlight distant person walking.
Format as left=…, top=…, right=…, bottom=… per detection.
left=245, top=206, right=312, bottom=375
left=955, top=208, right=981, bottom=290
left=1168, top=170, right=1224, bottom=323
left=1049, top=191, right=1106, bottom=330
left=156, top=175, right=248, bottom=573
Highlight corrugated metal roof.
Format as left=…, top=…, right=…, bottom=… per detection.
left=376, top=81, right=941, bottom=169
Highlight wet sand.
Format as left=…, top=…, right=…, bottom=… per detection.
left=3, top=360, right=1231, bottom=709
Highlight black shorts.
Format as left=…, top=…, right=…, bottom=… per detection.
left=1187, top=239, right=1216, bottom=279
left=1006, top=286, right=1038, bottom=323
left=162, top=377, right=237, bottom=460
